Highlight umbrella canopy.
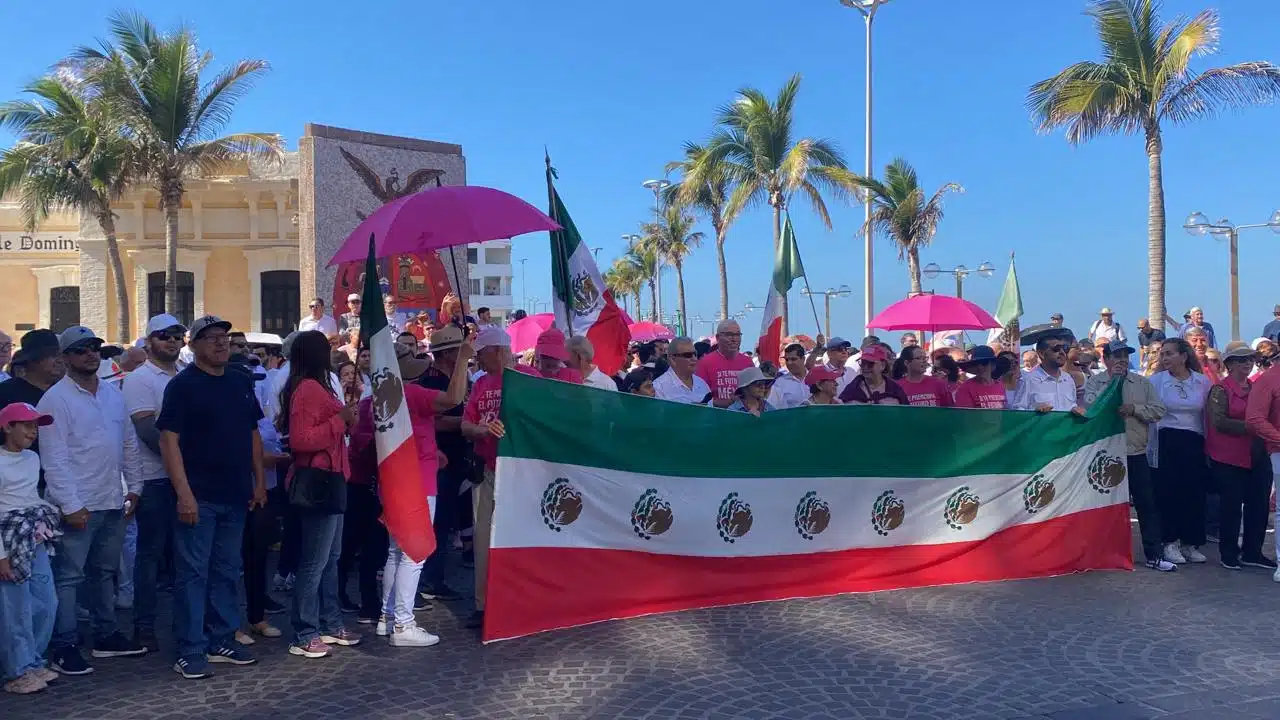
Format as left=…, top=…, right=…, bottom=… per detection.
left=627, top=321, right=674, bottom=343
left=508, top=313, right=555, bottom=353
left=327, top=185, right=561, bottom=266
left=869, top=294, right=1001, bottom=332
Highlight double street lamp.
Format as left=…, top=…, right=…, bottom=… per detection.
left=801, top=285, right=852, bottom=337
left=922, top=261, right=994, bottom=299
left=641, top=178, right=671, bottom=322
left=1184, top=210, right=1280, bottom=341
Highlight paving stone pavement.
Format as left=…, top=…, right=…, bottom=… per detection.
left=7, top=527, right=1280, bottom=719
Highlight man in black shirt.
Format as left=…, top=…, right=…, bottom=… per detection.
left=1135, top=318, right=1166, bottom=369
left=416, top=325, right=469, bottom=601
left=0, top=329, right=65, bottom=458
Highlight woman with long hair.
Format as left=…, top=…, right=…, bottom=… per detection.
left=929, top=350, right=961, bottom=399
left=1148, top=337, right=1214, bottom=566
left=894, top=345, right=952, bottom=407
left=840, top=345, right=907, bottom=405
left=278, top=331, right=361, bottom=659
left=953, top=347, right=1012, bottom=409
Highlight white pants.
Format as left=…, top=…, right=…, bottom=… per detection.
left=380, top=496, right=435, bottom=627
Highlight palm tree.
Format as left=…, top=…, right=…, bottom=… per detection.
left=642, top=205, right=704, bottom=333
left=665, top=143, right=735, bottom=319
left=694, top=73, right=858, bottom=335
left=849, top=158, right=963, bottom=296
left=73, top=11, right=283, bottom=313
left=1028, top=0, right=1280, bottom=330
left=620, top=241, right=658, bottom=322
left=0, top=75, right=135, bottom=342
left=603, top=259, right=642, bottom=317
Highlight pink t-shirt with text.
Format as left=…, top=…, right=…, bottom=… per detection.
left=897, top=376, right=954, bottom=407
left=695, top=352, right=755, bottom=402
left=464, top=365, right=540, bottom=469
left=403, top=384, right=441, bottom=497
left=953, top=379, right=1008, bottom=409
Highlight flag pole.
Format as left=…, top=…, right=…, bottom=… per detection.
left=787, top=212, right=824, bottom=335
left=545, top=149, right=574, bottom=336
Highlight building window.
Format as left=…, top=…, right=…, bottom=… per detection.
left=50, top=286, right=80, bottom=333
left=147, top=271, right=195, bottom=328
left=484, top=247, right=511, bottom=265
left=466, top=248, right=478, bottom=264
left=483, top=276, right=503, bottom=296
left=261, top=270, right=300, bottom=336
left=468, top=278, right=481, bottom=296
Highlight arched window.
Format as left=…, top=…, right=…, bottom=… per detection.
left=147, top=271, right=194, bottom=327
left=50, top=286, right=80, bottom=333
left=261, top=270, right=300, bottom=336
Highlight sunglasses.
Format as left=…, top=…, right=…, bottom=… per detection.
left=719, top=332, right=742, bottom=338
left=308, top=304, right=322, bottom=310
left=1044, top=344, right=1068, bottom=353
left=671, top=351, right=696, bottom=359
left=151, top=331, right=184, bottom=342
left=67, top=345, right=100, bottom=356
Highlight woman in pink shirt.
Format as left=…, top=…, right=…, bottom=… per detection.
left=953, top=347, right=1012, bottom=409
left=1207, top=343, right=1273, bottom=570
left=893, top=346, right=953, bottom=407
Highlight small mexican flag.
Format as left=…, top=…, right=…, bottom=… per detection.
left=359, top=234, right=435, bottom=562
left=756, top=215, right=805, bottom=363
left=547, top=159, right=631, bottom=375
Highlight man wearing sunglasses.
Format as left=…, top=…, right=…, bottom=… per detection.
left=338, top=293, right=362, bottom=336
left=297, top=297, right=338, bottom=337
left=695, top=320, right=754, bottom=408
left=38, top=325, right=147, bottom=674
left=654, top=336, right=711, bottom=403
left=121, top=314, right=187, bottom=653
left=1013, top=329, right=1083, bottom=414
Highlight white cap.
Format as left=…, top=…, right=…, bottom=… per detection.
left=474, top=326, right=510, bottom=351
left=1099, top=307, right=1113, bottom=315
left=347, top=293, right=360, bottom=302
left=146, top=313, right=186, bottom=336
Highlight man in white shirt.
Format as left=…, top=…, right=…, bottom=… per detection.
left=39, top=326, right=147, bottom=673
left=565, top=335, right=617, bottom=392
left=1014, top=329, right=1084, bottom=414
left=383, top=295, right=407, bottom=334
left=297, top=297, right=338, bottom=336
left=822, top=337, right=856, bottom=397
left=653, top=336, right=711, bottom=403
left=121, top=314, right=185, bottom=652
left=1088, top=307, right=1127, bottom=344
left=769, top=342, right=810, bottom=409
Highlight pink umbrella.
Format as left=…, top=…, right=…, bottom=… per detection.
left=327, top=186, right=561, bottom=266
left=507, top=313, right=555, bottom=353
left=628, top=321, right=674, bottom=343
left=868, top=294, right=1001, bottom=332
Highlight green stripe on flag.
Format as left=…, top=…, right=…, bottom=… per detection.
left=359, top=233, right=386, bottom=341
left=498, top=370, right=1124, bottom=478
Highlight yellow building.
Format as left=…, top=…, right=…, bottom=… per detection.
left=0, top=154, right=300, bottom=341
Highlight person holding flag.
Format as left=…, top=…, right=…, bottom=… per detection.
left=756, top=216, right=807, bottom=366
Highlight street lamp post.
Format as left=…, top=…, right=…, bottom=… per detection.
left=642, top=179, right=671, bottom=322
left=839, top=0, right=890, bottom=335
left=1184, top=210, right=1280, bottom=341
left=518, top=258, right=527, bottom=315
left=801, top=285, right=853, bottom=337
left=620, top=232, right=643, bottom=319
left=921, top=261, right=995, bottom=300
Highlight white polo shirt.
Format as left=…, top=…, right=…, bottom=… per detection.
left=121, top=359, right=179, bottom=480
left=653, top=370, right=711, bottom=404
left=1016, top=366, right=1078, bottom=412
left=768, top=372, right=809, bottom=410
left=584, top=367, right=618, bottom=392
left=298, top=314, right=338, bottom=336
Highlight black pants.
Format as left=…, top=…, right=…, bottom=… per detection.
left=242, top=495, right=278, bottom=624
left=338, top=483, right=386, bottom=617
left=1127, top=455, right=1163, bottom=563
left=1155, top=428, right=1209, bottom=546
left=273, top=484, right=301, bottom=577
left=422, top=464, right=463, bottom=589
left=1214, top=454, right=1272, bottom=564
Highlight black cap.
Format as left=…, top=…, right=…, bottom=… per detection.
left=19, top=329, right=60, bottom=362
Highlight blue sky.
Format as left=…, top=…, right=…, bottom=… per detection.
left=3, top=1, right=1280, bottom=342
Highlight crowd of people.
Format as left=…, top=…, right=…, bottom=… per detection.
left=1, top=297, right=1279, bottom=694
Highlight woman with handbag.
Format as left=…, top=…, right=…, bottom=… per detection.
left=277, top=331, right=361, bottom=659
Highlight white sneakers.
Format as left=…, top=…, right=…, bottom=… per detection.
left=1273, top=568, right=1280, bottom=583
left=388, top=624, right=440, bottom=648
left=1163, top=543, right=1186, bottom=564
left=375, top=615, right=389, bottom=637
left=1162, top=543, right=1207, bottom=564
left=1182, top=545, right=1208, bottom=563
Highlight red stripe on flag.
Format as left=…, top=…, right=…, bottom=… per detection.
left=757, top=316, right=782, bottom=365
left=482, top=504, right=1131, bottom=642
left=588, top=290, right=631, bottom=377
left=378, top=439, right=436, bottom=562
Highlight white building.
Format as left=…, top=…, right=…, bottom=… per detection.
left=467, top=240, right=513, bottom=321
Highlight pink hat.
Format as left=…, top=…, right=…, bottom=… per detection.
left=534, top=328, right=570, bottom=362
left=804, top=366, right=840, bottom=386
left=859, top=345, right=889, bottom=363
left=0, top=402, right=53, bottom=427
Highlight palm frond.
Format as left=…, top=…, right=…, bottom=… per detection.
left=1161, top=61, right=1280, bottom=124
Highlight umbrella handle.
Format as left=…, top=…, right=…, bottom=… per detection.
left=445, top=248, right=470, bottom=334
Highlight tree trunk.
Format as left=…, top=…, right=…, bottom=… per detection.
left=771, top=199, right=786, bottom=337
left=648, top=280, right=657, bottom=322
left=674, top=259, right=688, bottom=336
left=161, top=176, right=184, bottom=315
left=713, top=208, right=729, bottom=321
left=1145, top=126, right=1166, bottom=333
left=633, top=290, right=642, bottom=320
left=907, top=247, right=923, bottom=296
left=99, top=211, right=130, bottom=344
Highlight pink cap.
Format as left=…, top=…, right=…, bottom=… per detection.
left=0, top=402, right=53, bottom=427
left=804, top=366, right=840, bottom=386
left=859, top=345, right=889, bottom=363
left=534, top=328, right=570, bottom=362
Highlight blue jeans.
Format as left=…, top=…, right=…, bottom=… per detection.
left=0, top=546, right=56, bottom=679
left=52, top=509, right=126, bottom=649
left=132, top=478, right=175, bottom=631
left=172, top=501, right=246, bottom=658
left=292, top=513, right=343, bottom=644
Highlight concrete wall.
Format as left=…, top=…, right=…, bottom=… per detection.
left=0, top=266, right=38, bottom=335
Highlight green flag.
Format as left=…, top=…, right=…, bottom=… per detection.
left=993, top=254, right=1022, bottom=327
left=774, top=215, right=805, bottom=293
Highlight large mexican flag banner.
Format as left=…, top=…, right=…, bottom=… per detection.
left=483, top=371, right=1132, bottom=642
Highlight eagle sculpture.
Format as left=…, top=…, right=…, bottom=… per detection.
left=340, top=147, right=444, bottom=220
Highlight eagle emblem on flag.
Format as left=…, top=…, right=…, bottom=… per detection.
left=540, top=478, right=583, bottom=532
left=715, top=492, right=753, bottom=543
left=1022, top=473, right=1056, bottom=514
left=871, top=490, right=905, bottom=536
left=570, top=271, right=601, bottom=317
left=943, top=486, right=981, bottom=531
left=1086, top=451, right=1126, bottom=494
left=630, top=489, right=674, bottom=540
left=794, top=491, right=831, bottom=540
left=369, top=367, right=402, bottom=432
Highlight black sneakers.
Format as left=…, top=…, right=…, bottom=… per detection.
left=51, top=647, right=94, bottom=676
left=91, top=632, right=148, bottom=658
left=419, top=584, right=463, bottom=602
left=1241, top=555, right=1279, bottom=570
